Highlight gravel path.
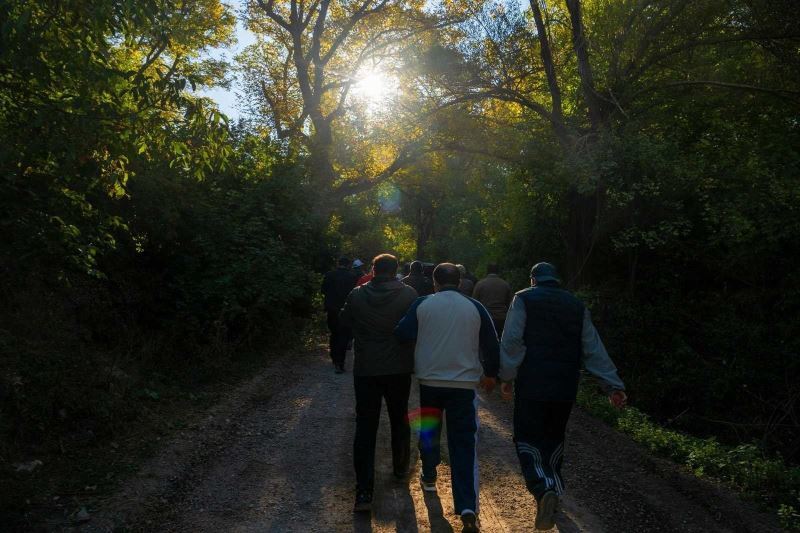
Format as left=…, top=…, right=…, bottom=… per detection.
left=74, top=344, right=781, bottom=532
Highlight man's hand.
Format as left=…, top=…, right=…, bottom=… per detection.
left=480, top=376, right=497, bottom=394
left=609, top=390, right=627, bottom=409
left=500, top=381, right=513, bottom=401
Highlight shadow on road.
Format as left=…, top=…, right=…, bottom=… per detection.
left=352, top=511, right=372, bottom=533
left=554, top=511, right=583, bottom=533
left=422, top=491, right=455, bottom=532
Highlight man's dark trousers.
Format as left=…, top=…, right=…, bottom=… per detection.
left=513, top=397, right=573, bottom=497
left=326, top=310, right=350, bottom=367
left=419, top=384, right=479, bottom=515
left=353, top=374, right=411, bottom=492
left=493, top=318, right=505, bottom=337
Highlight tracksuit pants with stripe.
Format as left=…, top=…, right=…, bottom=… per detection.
left=419, top=384, right=479, bottom=516
left=513, top=398, right=573, bottom=498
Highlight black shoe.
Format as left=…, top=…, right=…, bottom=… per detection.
left=393, top=468, right=409, bottom=481
left=334, top=363, right=345, bottom=374
left=461, top=512, right=479, bottom=533
left=534, top=490, right=558, bottom=530
left=353, top=490, right=372, bottom=513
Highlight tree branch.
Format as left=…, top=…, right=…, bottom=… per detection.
left=333, top=139, right=423, bottom=198
left=435, top=88, right=555, bottom=128
left=133, top=39, right=168, bottom=79
left=633, top=80, right=800, bottom=104
left=436, top=140, right=523, bottom=164
left=530, top=0, right=564, bottom=125
left=320, top=0, right=390, bottom=66
left=256, top=0, right=292, bottom=30
left=628, top=32, right=800, bottom=83
left=565, top=0, right=605, bottom=130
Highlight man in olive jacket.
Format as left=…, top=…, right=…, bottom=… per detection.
left=472, top=264, right=513, bottom=334
left=339, top=253, right=418, bottom=512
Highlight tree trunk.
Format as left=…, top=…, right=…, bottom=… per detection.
left=565, top=0, right=605, bottom=130
left=415, top=205, right=434, bottom=259
left=564, top=187, right=598, bottom=288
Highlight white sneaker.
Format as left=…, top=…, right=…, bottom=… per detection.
left=420, top=475, right=437, bottom=492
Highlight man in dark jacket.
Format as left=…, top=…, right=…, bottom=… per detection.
left=339, top=253, right=418, bottom=512
left=401, top=260, right=434, bottom=296
left=321, top=257, right=358, bottom=373
left=499, top=262, right=626, bottom=530
left=472, top=264, right=513, bottom=335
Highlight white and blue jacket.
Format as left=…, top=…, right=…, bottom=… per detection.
left=394, top=286, right=500, bottom=389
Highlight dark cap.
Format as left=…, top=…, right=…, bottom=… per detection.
left=530, top=262, right=560, bottom=283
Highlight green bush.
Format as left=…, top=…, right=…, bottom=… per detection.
left=578, top=383, right=800, bottom=529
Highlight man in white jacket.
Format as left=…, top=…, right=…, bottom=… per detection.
left=395, top=263, right=499, bottom=533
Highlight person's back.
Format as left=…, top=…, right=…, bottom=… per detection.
left=339, top=254, right=418, bottom=513
left=321, top=258, right=358, bottom=373
left=342, top=273, right=417, bottom=376
left=456, top=264, right=474, bottom=297
left=322, top=263, right=358, bottom=312
left=395, top=263, right=498, bottom=532
left=401, top=260, right=434, bottom=296
left=499, top=262, right=625, bottom=530
left=513, top=282, right=584, bottom=400
left=472, top=265, right=513, bottom=334
left=410, top=289, right=487, bottom=385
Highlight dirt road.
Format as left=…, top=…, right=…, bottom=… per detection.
left=75, top=344, right=779, bottom=532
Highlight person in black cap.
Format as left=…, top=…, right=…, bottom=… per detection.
left=321, top=257, right=358, bottom=373
left=499, top=262, right=627, bottom=530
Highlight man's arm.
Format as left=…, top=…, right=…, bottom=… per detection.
left=472, top=281, right=483, bottom=302
left=394, top=296, right=426, bottom=341
left=471, top=299, right=500, bottom=378
left=499, top=295, right=527, bottom=381
left=581, top=308, right=625, bottom=393
left=339, top=290, right=355, bottom=328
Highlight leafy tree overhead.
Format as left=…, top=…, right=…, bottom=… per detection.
left=237, top=0, right=455, bottom=211
left=0, top=0, right=235, bottom=281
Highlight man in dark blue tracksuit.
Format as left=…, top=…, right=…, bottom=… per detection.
left=395, top=263, right=499, bottom=533
left=499, top=262, right=627, bottom=530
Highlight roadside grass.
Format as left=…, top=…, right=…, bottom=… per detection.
left=577, top=382, right=800, bottom=530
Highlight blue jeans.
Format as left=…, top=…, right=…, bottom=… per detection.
left=418, top=384, right=479, bottom=515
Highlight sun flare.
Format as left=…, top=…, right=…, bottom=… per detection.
left=351, top=67, right=399, bottom=110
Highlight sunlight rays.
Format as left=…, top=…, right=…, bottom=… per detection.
left=351, top=66, right=400, bottom=112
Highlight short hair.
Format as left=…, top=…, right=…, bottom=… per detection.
left=455, top=264, right=467, bottom=275
left=373, top=253, right=398, bottom=277
left=410, top=260, right=423, bottom=274
left=337, top=256, right=350, bottom=267
left=433, top=263, right=461, bottom=286
left=487, top=264, right=499, bottom=274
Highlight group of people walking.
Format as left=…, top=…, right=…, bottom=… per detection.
left=321, top=254, right=627, bottom=532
